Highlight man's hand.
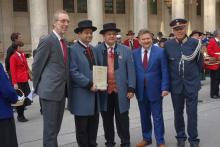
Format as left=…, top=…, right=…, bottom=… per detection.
left=161, top=91, right=169, bottom=97
left=90, top=84, right=98, bottom=92
left=127, top=92, right=134, bottom=99
left=14, top=84, right=18, bottom=90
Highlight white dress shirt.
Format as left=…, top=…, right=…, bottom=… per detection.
left=141, top=46, right=152, bottom=62
left=105, top=43, right=116, bottom=54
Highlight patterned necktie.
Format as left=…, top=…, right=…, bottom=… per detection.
left=143, top=50, right=148, bottom=69
left=109, top=47, right=114, bottom=57
left=60, top=39, right=67, bottom=63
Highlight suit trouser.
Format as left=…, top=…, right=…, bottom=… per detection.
left=101, top=92, right=130, bottom=147
left=138, top=99, right=165, bottom=145
left=210, top=69, right=220, bottom=97
left=41, top=98, right=65, bottom=147
left=0, top=117, right=18, bottom=147
left=171, top=91, right=200, bottom=145
left=17, top=82, right=31, bottom=118
left=75, top=114, right=99, bottom=147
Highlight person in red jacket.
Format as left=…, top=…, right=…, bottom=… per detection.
left=123, top=30, right=140, bottom=50
left=206, top=29, right=220, bottom=99
left=10, top=42, right=31, bottom=122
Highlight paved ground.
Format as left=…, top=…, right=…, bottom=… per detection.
left=15, top=77, right=220, bottom=147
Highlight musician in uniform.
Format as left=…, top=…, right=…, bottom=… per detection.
left=123, top=30, right=140, bottom=50
left=206, top=29, right=220, bottom=99
left=164, top=18, right=203, bottom=147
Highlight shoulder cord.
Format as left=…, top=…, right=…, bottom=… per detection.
left=178, top=39, right=202, bottom=78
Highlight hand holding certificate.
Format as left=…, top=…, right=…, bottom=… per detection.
left=93, top=65, right=107, bottom=90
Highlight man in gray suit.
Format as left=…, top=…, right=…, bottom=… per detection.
left=96, top=23, right=136, bottom=147
left=68, top=20, right=100, bottom=147
left=32, top=10, right=70, bottom=147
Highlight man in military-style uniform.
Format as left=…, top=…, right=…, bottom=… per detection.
left=164, top=19, right=203, bottom=147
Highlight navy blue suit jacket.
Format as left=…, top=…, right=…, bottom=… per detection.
left=0, top=63, right=18, bottom=119
left=133, top=45, right=169, bottom=102
left=164, top=38, right=202, bottom=94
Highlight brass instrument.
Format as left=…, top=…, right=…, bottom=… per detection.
left=204, top=52, right=220, bottom=65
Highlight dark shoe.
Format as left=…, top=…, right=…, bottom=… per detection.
left=157, top=144, right=166, bottom=147
left=177, top=141, right=185, bottom=147
left=105, top=142, right=116, bottom=147
left=17, top=116, right=28, bottom=122
left=211, top=95, right=220, bottom=99
left=136, top=140, right=152, bottom=147
left=190, top=144, right=199, bottom=147
left=198, top=99, right=203, bottom=103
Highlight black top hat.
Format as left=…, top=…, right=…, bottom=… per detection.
left=170, top=18, right=188, bottom=29
left=74, top=20, right=97, bottom=33
left=100, top=23, right=121, bottom=34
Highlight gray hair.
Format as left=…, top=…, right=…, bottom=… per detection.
left=52, top=10, right=68, bottom=23
left=138, top=29, right=153, bottom=38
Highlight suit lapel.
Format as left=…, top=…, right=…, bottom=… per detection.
left=102, top=43, right=108, bottom=66
left=51, top=32, right=65, bottom=63
left=136, top=48, right=144, bottom=70
left=147, top=45, right=155, bottom=71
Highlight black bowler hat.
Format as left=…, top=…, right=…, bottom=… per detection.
left=74, top=20, right=97, bottom=33
left=189, top=30, right=203, bottom=37
left=170, top=18, right=188, bottom=29
left=126, top=30, right=135, bottom=36
left=157, top=32, right=163, bottom=36
left=100, top=23, right=121, bottom=34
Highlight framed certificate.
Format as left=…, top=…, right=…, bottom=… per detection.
left=93, top=65, right=107, bottom=90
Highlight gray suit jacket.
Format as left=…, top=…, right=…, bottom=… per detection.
left=95, top=42, right=136, bottom=113
left=68, top=42, right=100, bottom=116
left=32, top=32, right=68, bottom=101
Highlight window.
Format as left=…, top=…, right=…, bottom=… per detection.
left=116, top=0, right=125, bottom=14
left=77, top=0, right=87, bottom=13
left=13, top=0, right=28, bottom=12
left=63, top=0, right=74, bottom=13
left=196, top=0, right=201, bottom=16
left=105, top=0, right=114, bottom=14
left=150, top=0, right=157, bottom=15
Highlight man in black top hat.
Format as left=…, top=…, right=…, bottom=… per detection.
left=164, top=18, right=202, bottom=147
left=68, top=20, right=100, bottom=147
left=96, top=23, right=136, bottom=147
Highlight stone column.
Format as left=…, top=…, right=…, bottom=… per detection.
left=204, top=0, right=216, bottom=32
left=172, top=0, right=185, bottom=19
left=133, top=0, right=148, bottom=34
left=87, top=0, right=103, bottom=45
left=29, top=0, right=48, bottom=50
left=1, top=0, right=14, bottom=57
left=161, top=0, right=171, bottom=36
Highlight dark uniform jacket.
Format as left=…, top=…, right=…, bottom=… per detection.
left=164, top=38, right=203, bottom=94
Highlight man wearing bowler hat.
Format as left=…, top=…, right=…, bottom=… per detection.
left=124, top=30, right=140, bottom=50
left=96, top=23, right=136, bottom=147
left=164, top=18, right=203, bottom=147
left=68, top=20, right=100, bottom=147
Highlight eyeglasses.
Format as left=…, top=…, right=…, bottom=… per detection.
left=57, top=19, right=70, bottom=24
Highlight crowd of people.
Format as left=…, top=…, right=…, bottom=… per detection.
left=1, top=9, right=220, bottom=147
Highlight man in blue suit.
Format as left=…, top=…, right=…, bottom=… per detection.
left=164, top=19, right=202, bottom=147
left=133, top=29, right=169, bottom=147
